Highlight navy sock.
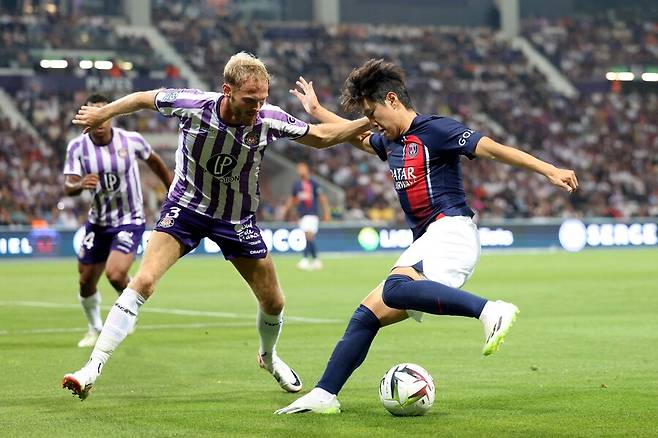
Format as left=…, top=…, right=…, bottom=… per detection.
left=307, top=239, right=317, bottom=258
left=382, top=274, right=486, bottom=318
left=317, top=305, right=380, bottom=395
left=302, top=244, right=309, bottom=258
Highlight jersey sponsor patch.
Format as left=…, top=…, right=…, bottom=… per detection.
left=206, top=153, right=238, bottom=178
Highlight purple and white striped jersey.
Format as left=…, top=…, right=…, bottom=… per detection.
left=63, top=127, right=152, bottom=227
left=155, top=88, right=309, bottom=222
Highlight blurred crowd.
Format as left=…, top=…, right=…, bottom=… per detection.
left=523, top=15, right=658, bottom=82
left=0, top=5, right=656, bottom=227
left=0, top=11, right=175, bottom=77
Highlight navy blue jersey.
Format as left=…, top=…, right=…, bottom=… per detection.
left=292, top=178, right=322, bottom=216
left=369, top=115, right=483, bottom=240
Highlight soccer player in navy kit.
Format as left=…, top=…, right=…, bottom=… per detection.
left=61, top=53, right=371, bottom=401
left=284, top=162, right=330, bottom=271
left=63, top=94, right=172, bottom=348
left=277, top=60, right=578, bottom=414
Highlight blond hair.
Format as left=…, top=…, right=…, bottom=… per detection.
left=223, top=52, right=270, bottom=87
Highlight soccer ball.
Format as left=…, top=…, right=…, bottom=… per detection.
left=379, top=363, right=435, bottom=416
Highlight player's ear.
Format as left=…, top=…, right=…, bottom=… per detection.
left=386, top=92, right=398, bottom=108
left=222, top=83, right=231, bottom=97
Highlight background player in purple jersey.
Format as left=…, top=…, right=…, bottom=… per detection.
left=63, top=94, right=172, bottom=348
left=283, top=162, right=331, bottom=271
left=276, top=60, right=579, bottom=414
left=62, top=53, right=371, bottom=401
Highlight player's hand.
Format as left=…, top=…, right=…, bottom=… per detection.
left=322, top=214, right=331, bottom=222
left=290, top=76, right=321, bottom=116
left=546, top=168, right=578, bottom=193
left=80, top=174, right=100, bottom=189
left=72, top=106, right=108, bottom=133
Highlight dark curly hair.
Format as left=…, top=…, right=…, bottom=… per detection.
left=340, top=59, right=414, bottom=113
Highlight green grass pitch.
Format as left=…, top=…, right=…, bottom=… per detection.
left=1, top=249, right=656, bottom=437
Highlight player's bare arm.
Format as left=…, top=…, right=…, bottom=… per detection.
left=145, top=152, right=174, bottom=188
left=64, top=174, right=99, bottom=196
left=474, top=136, right=579, bottom=193
left=290, top=77, right=376, bottom=154
left=72, top=90, right=160, bottom=133
left=295, top=117, right=370, bottom=149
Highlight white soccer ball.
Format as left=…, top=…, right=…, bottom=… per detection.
left=379, top=363, right=435, bottom=416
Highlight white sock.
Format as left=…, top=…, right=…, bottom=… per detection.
left=88, top=288, right=145, bottom=374
left=258, top=309, right=283, bottom=365
left=79, top=292, right=103, bottom=332
left=478, top=300, right=495, bottom=324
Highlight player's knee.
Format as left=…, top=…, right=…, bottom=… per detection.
left=105, top=268, right=128, bottom=292
left=78, top=280, right=96, bottom=297
left=382, top=274, right=414, bottom=309
left=259, top=293, right=285, bottom=315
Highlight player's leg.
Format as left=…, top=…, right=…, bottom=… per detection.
left=381, top=217, right=519, bottom=355
left=231, top=254, right=302, bottom=393
left=77, top=261, right=105, bottom=347
left=297, top=218, right=310, bottom=271
left=75, top=223, right=111, bottom=347
left=303, top=215, right=322, bottom=270
left=62, top=231, right=185, bottom=400
left=275, top=284, right=407, bottom=414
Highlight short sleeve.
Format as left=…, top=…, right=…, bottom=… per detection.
left=154, top=88, right=211, bottom=121
left=428, top=117, right=483, bottom=159
left=261, top=105, right=310, bottom=141
left=368, top=133, right=388, bottom=161
left=63, top=138, right=83, bottom=176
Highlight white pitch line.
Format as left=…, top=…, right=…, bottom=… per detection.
left=0, top=300, right=342, bottom=324
left=0, top=321, right=259, bottom=336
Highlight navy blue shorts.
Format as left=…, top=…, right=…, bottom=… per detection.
left=78, top=222, right=145, bottom=265
left=154, top=199, right=268, bottom=260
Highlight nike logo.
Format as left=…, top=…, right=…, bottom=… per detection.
left=486, top=317, right=503, bottom=343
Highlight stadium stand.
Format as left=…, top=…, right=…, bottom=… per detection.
left=1, top=4, right=656, bottom=225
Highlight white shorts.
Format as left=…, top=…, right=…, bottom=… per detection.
left=299, top=215, right=319, bottom=234
left=393, top=216, right=481, bottom=322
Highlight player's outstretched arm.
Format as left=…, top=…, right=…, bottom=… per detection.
left=474, top=136, right=578, bottom=193
left=290, top=77, right=376, bottom=154
left=295, top=118, right=370, bottom=149
left=72, top=90, right=160, bottom=133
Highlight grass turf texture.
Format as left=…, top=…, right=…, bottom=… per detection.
left=1, top=249, right=656, bottom=437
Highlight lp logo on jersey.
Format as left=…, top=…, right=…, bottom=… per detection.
left=206, top=154, right=238, bottom=177
left=101, top=173, right=120, bottom=191
left=406, top=143, right=419, bottom=159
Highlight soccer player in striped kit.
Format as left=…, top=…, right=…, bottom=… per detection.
left=277, top=61, right=578, bottom=413
left=284, top=162, right=331, bottom=271
left=62, top=53, right=371, bottom=400
left=63, top=94, right=172, bottom=348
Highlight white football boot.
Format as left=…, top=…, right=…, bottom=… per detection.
left=310, top=259, right=323, bottom=271
left=257, top=353, right=303, bottom=393
left=296, top=258, right=310, bottom=271
left=481, top=300, right=520, bottom=356
left=275, top=387, right=341, bottom=414
left=62, top=364, right=99, bottom=400
left=77, top=329, right=100, bottom=348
